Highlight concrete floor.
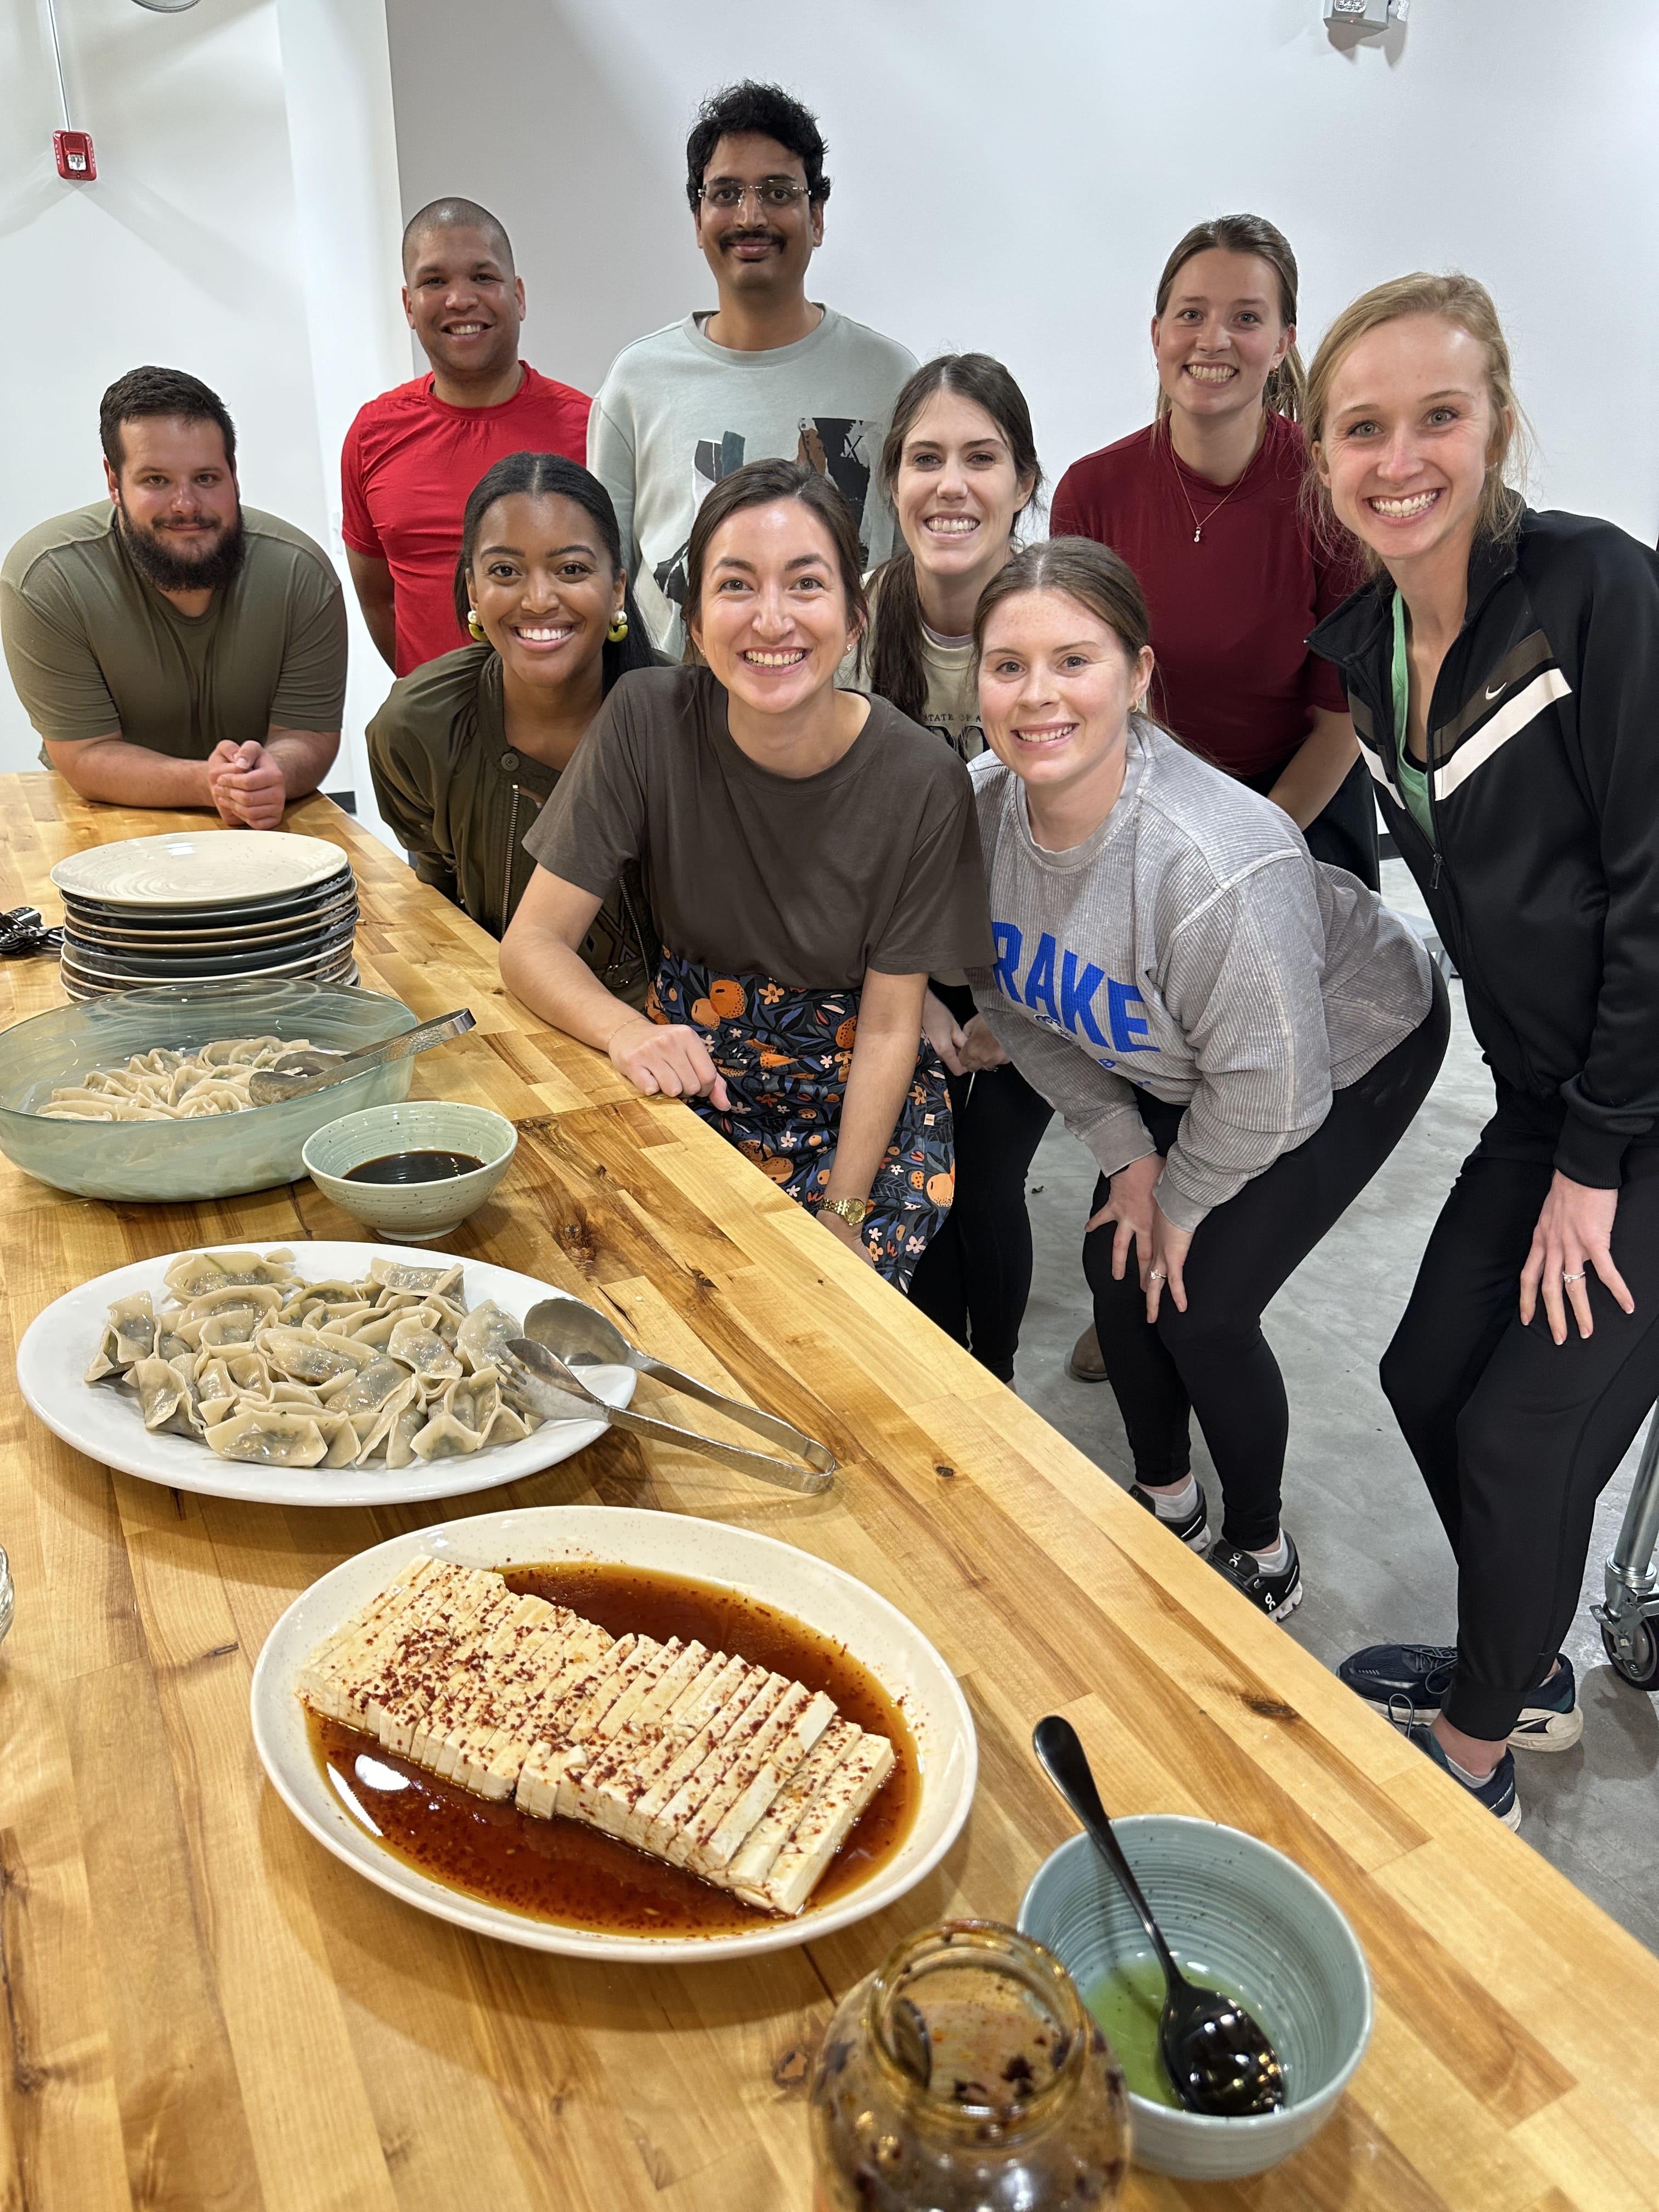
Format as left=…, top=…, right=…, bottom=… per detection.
left=1007, top=864, right=1659, bottom=1954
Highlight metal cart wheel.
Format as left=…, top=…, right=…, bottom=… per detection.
left=1592, top=1410, right=1659, bottom=1695
left=1600, top=1617, right=1659, bottom=1693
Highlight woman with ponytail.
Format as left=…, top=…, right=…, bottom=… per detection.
left=368, top=451, right=659, bottom=994
left=1052, top=214, right=1375, bottom=1385
left=850, top=357, right=1054, bottom=1379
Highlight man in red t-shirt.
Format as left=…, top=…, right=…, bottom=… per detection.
left=341, top=198, right=590, bottom=674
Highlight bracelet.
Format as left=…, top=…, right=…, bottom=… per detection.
left=820, top=1195, right=871, bottom=1229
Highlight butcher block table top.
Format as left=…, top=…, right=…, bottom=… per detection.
left=2, top=776, right=1656, bottom=2212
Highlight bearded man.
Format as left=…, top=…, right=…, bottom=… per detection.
left=1, top=366, right=344, bottom=826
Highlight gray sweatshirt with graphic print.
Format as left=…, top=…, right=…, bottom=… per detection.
left=966, top=722, right=1433, bottom=1232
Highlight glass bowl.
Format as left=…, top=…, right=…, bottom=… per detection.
left=0, top=979, right=421, bottom=1201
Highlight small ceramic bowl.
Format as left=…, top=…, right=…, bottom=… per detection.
left=302, top=1100, right=517, bottom=1242
left=1019, top=1819, right=1372, bottom=2180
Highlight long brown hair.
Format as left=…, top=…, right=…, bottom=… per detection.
left=1153, top=213, right=1305, bottom=424
left=865, top=354, right=1042, bottom=725
left=973, top=538, right=1154, bottom=714
left=1304, top=270, right=1528, bottom=566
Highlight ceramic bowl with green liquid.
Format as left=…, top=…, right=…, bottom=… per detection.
left=1019, top=1818, right=1372, bottom=2180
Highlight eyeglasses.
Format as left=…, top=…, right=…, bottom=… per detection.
left=698, top=178, right=811, bottom=213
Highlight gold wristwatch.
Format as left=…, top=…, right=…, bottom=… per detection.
left=820, top=1195, right=871, bottom=1228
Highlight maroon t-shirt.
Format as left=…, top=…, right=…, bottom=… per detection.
left=341, top=363, right=590, bottom=674
left=1049, top=411, right=1363, bottom=781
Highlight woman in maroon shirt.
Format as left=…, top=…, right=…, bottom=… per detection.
left=1051, top=212, right=1372, bottom=883
left=1052, top=212, right=1375, bottom=1402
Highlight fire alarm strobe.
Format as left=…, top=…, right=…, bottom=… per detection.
left=54, top=131, right=95, bottom=180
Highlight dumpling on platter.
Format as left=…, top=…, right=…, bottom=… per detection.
left=369, top=1258, right=466, bottom=1302
left=351, top=1376, right=421, bottom=1465
left=85, top=1292, right=156, bottom=1381
left=163, top=1250, right=297, bottom=1300
left=259, top=1325, right=372, bottom=1387
left=381, top=1401, right=428, bottom=1471
left=131, top=1355, right=187, bottom=1432
left=386, top=1314, right=462, bottom=1384
left=324, top=1357, right=415, bottom=1420
left=455, top=1301, right=522, bottom=1374
left=202, top=1406, right=329, bottom=1466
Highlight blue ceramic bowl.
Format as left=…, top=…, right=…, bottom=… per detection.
left=1019, top=1819, right=1372, bottom=2180
left=0, top=979, right=419, bottom=1201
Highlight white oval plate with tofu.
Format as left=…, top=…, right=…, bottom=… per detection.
left=250, top=1505, right=978, bottom=1961
left=16, top=1241, right=635, bottom=1507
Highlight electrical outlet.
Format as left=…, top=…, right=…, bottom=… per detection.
left=53, top=130, right=95, bottom=180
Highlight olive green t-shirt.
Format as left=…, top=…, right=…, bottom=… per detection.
left=0, top=502, right=347, bottom=763
left=523, top=664, right=994, bottom=990
left=366, top=642, right=654, bottom=1005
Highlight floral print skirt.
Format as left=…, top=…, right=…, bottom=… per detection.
left=650, top=951, right=954, bottom=1291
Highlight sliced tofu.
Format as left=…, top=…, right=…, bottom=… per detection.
left=652, top=1675, right=803, bottom=1867
left=296, top=1553, right=443, bottom=1711
left=625, top=1658, right=774, bottom=1849
left=746, top=1731, right=896, bottom=1916
left=725, top=1719, right=862, bottom=1893
left=515, top=1635, right=646, bottom=1819
left=692, top=1689, right=836, bottom=1875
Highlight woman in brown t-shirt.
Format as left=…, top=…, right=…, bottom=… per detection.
left=500, top=458, right=994, bottom=1287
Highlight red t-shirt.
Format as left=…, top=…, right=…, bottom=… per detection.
left=1049, top=410, right=1363, bottom=780
left=341, top=364, right=591, bottom=674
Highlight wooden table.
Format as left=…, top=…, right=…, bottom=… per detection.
left=3, top=778, right=1657, bottom=2212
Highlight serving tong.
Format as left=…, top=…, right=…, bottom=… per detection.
left=505, top=1298, right=836, bottom=1495
left=249, top=1007, right=476, bottom=1103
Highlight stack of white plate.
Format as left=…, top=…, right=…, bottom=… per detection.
left=50, top=831, right=358, bottom=1002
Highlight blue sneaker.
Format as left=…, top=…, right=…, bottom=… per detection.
left=1340, top=1643, right=1582, bottom=1751
left=1400, top=1718, right=1521, bottom=1830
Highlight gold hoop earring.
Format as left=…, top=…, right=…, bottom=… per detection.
left=467, top=611, right=487, bottom=644
left=606, top=611, right=629, bottom=644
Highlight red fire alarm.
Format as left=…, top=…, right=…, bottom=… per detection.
left=54, top=130, right=95, bottom=181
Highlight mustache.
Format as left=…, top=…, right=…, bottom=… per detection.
left=720, top=228, right=784, bottom=250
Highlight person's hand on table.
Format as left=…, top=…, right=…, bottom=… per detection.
left=922, top=989, right=969, bottom=1077
left=206, top=740, right=286, bottom=830
left=607, top=1016, right=731, bottom=1110
left=1085, top=1151, right=1160, bottom=1289
left=819, top=1206, right=877, bottom=1266
left=1519, top=1169, right=1634, bottom=1345
left=1144, top=1201, right=1194, bottom=1324
left=957, top=1015, right=1011, bottom=1072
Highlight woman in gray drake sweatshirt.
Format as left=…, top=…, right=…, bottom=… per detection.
left=961, top=538, right=1448, bottom=1619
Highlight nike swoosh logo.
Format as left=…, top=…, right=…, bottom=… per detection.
left=1486, top=682, right=1506, bottom=701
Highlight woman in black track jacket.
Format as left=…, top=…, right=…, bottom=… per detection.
left=1303, top=270, right=1659, bottom=1830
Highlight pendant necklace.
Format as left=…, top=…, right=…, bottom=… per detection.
left=1169, top=432, right=1248, bottom=544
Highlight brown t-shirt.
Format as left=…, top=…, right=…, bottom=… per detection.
left=523, top=665, right=993, bottom=990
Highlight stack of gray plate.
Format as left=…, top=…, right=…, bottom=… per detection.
left=50, top=831, right=358, bottom=1002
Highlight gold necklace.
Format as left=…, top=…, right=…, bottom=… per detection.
left=1167, top=430, right=1250, bottom=544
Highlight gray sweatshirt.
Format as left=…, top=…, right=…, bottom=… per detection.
left=967, top=723, right=1434, bottom=1232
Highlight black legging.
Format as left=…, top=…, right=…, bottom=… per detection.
left=1381, top=1087, right=1659, bottom=1737
left=1084, top=970, right=1449, bottom=1550
left=909, top=983, right=1054, bottom=1381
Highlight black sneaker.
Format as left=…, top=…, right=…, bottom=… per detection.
left=1131, top=1483, right=1210, bottom=1553
left=1338, top=1642, right=1457, bottom=1724
left=1400, top=1718, right=1521, bottom=1830
left=1210, top=1533, right=1302, bottom=1621
left=1340, top=1643, right=1583, bottom=1751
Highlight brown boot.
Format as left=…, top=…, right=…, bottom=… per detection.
left=1068, top=1322, right=1107, bottom=1382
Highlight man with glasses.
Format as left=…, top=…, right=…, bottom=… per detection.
left=589, top=82, right=916, bottom=657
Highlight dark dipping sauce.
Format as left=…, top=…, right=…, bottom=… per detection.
left=306, top=1560, right=919, bottom=1937
left=344, top=1148, right=484, bottom=1184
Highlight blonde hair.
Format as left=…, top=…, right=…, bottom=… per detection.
left=1153, top=214, right=1305, bottom=424
left=1304, top=271, right=1529, bottom=558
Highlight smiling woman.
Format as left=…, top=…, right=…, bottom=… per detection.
left=499, top=458, right=994, bottom=1288
left=365, top=452, right=658, bottom=983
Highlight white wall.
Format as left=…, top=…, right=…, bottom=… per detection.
left=0, top=0, right=408, bottom=833
left=385, top=0, right=1659, bottom=543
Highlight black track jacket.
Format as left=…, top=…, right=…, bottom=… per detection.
left=1308, top=508, right=1659, bottom=1189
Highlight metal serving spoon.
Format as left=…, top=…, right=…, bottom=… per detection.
left=505, top=1337, right=835, bottom=1497
left=1031, top=1714, right=1285, bottom=2118
left=249, top=1008, right=476, bottom=1103
left=522, top=1298, right=837, bottom=1478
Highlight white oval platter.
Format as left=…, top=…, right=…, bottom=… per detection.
left=251, top=1504, right=977, bottom=1962
left=15, top=1240, right=634, bottom=1507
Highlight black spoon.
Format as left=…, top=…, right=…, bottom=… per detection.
left=1032, top=1714, right=1285, bottom=2118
